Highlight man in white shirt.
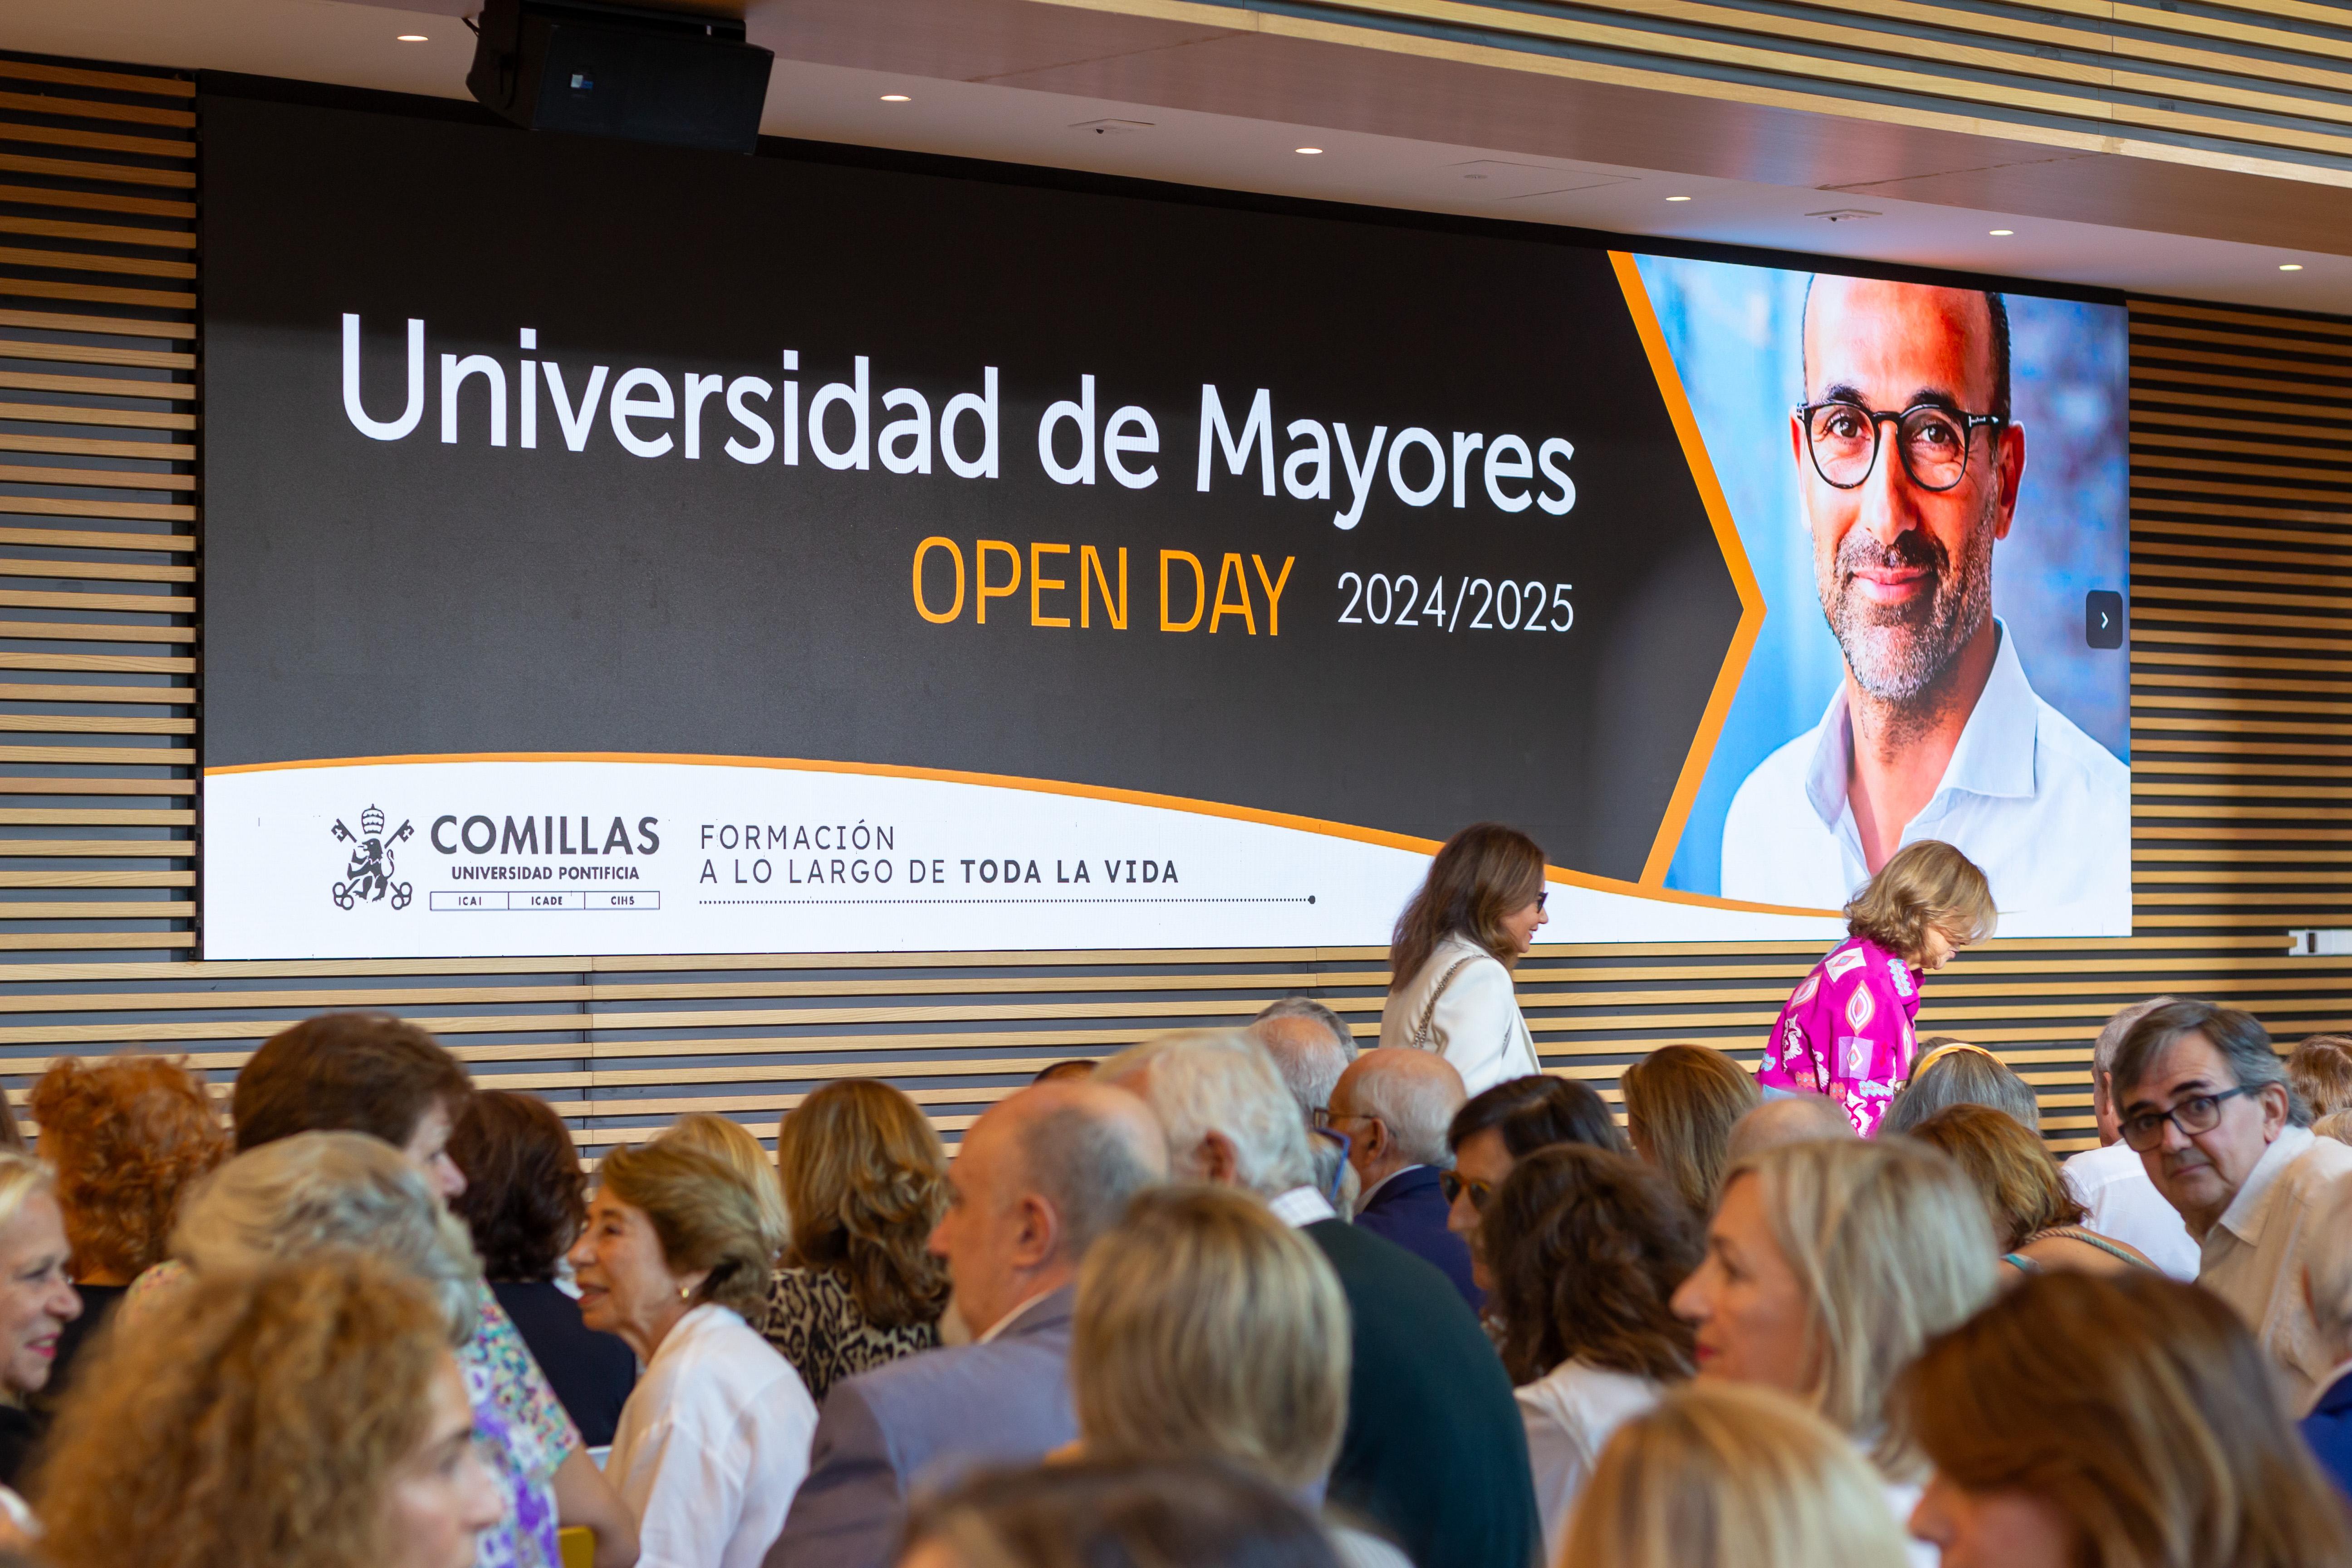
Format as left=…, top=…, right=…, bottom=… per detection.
left=2109, top=1000, right=2352, bottom=1405
left=2062, top=998, right=2199, bottom=1280
left=1719, top=277, right=2128, bottom=935
left=768, top=1081, right=1166, bottom=1568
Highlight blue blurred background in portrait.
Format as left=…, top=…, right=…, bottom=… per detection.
left=1634, top=253, right=2132, bottom=901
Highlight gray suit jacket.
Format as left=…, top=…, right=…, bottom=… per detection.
left=764, top=1286, right=1077, bottom=1568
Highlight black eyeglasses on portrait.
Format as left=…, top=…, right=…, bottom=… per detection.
left=1440, top=1171, right=1494, bottom=1210
left=2119, top=1085, right=2259, bottom=1153
left=1795, top=400, right=2007, bottom=494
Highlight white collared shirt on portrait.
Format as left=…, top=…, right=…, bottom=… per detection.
left=1720, top=621, right=2130, bottom=936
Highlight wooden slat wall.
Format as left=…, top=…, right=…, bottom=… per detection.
left=1, top=52, right=2347, bottom=1157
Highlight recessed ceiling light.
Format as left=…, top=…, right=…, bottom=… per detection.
left=1296, top=147, right=1324, bottom=155
left=879, top=94, right=911, bottom=102
left=1988, top=228, right=2014, bottom=236
left=1665, top=195, right=1692, bottom=202
left=2282, top=263, right=2305, bottom=271
left=396, top=34, right=428, bottom=41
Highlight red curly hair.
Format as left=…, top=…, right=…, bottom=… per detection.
left=31, top=1055, right=228, bottom=1281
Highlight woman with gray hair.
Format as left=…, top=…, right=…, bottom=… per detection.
left=131, top=1132, right=639, bottom=1568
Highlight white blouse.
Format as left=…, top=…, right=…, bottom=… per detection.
left=1514, top=1360, right=1661, bottom=1563
left=1378, top=934, right=1541, bottom=1097
left=605, top=1303, right=819, bottom=1568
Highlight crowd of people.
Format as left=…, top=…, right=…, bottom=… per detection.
left=0, top=822, right=2346, bottom=1568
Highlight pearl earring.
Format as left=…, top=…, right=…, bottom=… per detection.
left=678, top=1284, right=691, bottom=1302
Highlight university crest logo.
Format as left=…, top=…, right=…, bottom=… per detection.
left=332, top=804, right=415, bottom=910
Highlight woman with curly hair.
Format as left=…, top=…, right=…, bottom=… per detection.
left=1482, top=1145, right=1705, bottom=1561
left=764, top=1079, right=950, bottom=1400
left=35, top=1251, right=505, bottom=1568
left=28, top=1054, right=226, bottom=1397
left=449, top=1091, right=636, bottom=1446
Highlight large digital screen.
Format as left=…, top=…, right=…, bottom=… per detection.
left=195, top=92, right=2128, bottom=959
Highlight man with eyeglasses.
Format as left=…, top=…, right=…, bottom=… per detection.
left=2109, top=999, right=2352, bottom=1405
left=1720, top=276, right=2128, bottom=935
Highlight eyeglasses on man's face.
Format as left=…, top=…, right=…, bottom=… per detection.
left=2119, top=1084, right=2259, bottom=1153
left=1796, top=399, right=2006, bottom=493
left=1440, top=1170, right=1494, bottom=1210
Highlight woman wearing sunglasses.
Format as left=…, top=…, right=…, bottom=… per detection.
left=1380, top=823, right=1550, bottom=1098
left=1759, top=840, right=1995, bottom=1138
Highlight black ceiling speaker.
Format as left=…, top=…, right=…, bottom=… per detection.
left=466, top=0, right=774, bottom=155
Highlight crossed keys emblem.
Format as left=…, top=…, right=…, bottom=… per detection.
left=332, top=804, right=415, bottom=910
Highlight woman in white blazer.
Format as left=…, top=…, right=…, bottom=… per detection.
left=1378, top=822, right=1549, bottom=1097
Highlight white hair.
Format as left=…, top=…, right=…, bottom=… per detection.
left=172, top=1130, right=480, bottom=1344
left=1098, top=1030, right=1316, bottom=1197
left=1345, top=1050, right=1463, bottom=1167
left=1248, top=1010, right=1355, bottom=1117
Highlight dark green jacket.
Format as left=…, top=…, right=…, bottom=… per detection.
left=1307, top=1218, right=1544, bottom=1568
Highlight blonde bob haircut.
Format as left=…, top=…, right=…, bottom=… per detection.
left=171, top=1130, right=479, bottom=1344
left=597, top=1138, right=772, bottom=1320
left=1561, top=1382, right=1911, bottom=1568
left=657, top=1112, right=792, bottom=1262
left=1842, top=838, right=1996, bottom=969
left=1721, top=1137, right=1997, bottom=1475
left=1071, top=1186, right=1350, bottom=1491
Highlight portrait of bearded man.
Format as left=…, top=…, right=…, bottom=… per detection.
left=1719, top=274, right=2129, bottom=935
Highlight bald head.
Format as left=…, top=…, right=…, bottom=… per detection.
left=1001, top=1081, right=1169, bottom=1251
left=1725, top=1093, right=1857, bottom=1163
left=1331, top=1049, right=1464, bottom=1183
left=936, top=1080, right=1166, bottom=1336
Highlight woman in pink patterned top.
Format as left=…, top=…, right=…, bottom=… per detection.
left=1760, top=841, right=1995, bottom=1137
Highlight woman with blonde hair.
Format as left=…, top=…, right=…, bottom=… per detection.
left=656, top=1112, right=791, bottom=1262
left=1379, top=823, right=1548, bottom=1096
left=36, top=1252, right=505, bottom=1568
left=1562, top=1382, right=1909, bottom=1568
left=1619, top=1045, right=1760, bottom=1214
left=30, top=1054, right=228, bottom=1398
left=1906, top=1103, right=2153, bottom=1277
left=1068, top=1186, right=1399, bottom=1565
left=0, top=1153, right=78, bottom=1494
left=1670, top=1137, right=1996, bottom=1553
left=1898, top=1270, right=2352, bottom=1568
left=764, top=1079, right=950, bottom=1399
left=1761, top=839, right=1994, bottom=1137
left=572, top=1139, right=817, bottom=1568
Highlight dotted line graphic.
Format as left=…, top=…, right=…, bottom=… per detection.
left=697, top=896, right=1319, bottom=906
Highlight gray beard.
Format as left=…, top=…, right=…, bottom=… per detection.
left=1820, top=514, right=1995, bottom=709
